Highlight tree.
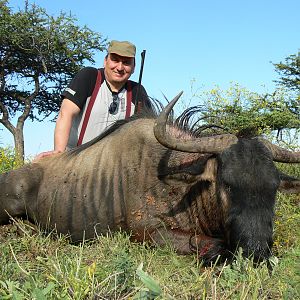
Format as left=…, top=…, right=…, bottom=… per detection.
left=273, top=51, right=300, bottom=95
left=0, top=0, right=107, bottom=163
left=186, top=83, right=300, bottom=147
left=272, top=51, right=300, bottom=120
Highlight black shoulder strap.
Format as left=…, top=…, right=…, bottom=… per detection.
left=99, top=68, right=105, bottom=84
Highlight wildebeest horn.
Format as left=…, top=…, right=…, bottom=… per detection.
left=259, top=138, right=300, bottom=163
left=154, top=91, right=238, bottom=153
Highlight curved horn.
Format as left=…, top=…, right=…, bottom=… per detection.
left=259, top=138, right=300, bottom=163
left=153, top=91, right=238, bottom=154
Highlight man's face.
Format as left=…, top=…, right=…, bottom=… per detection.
left=104, top=53, right=135, bottom=87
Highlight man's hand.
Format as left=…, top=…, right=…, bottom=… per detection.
left=33, top=150, right=62, bottom=162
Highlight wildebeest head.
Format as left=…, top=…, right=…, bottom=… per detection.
left=154, top=92, right=300, bottom=263
left=218, top=139, right=279, bottom=262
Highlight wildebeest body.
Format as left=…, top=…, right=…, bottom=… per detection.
left=1, top=96, right=300, bottom=264
left=32, top=120, right=223, bottom=245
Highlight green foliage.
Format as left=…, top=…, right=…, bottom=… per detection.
left=273, top=51, right=300, bottom=94
left=272, top=51, right=300, bottom=131
left=191, top=83, right=300, bottom=139
left=0, top=146, right=17, bottom=173
left=0, top=0, right=106, bottom=120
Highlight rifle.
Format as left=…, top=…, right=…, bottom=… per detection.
left=134, top=50, right=146, bottom=113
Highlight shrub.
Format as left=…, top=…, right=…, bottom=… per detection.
left=0, top=146, right=17, bottom=173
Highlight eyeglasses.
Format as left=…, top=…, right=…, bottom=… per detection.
left=109, top=93, right=120, bottom=114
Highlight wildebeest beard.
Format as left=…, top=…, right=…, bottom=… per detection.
left=217, top=139, right=279, bottom=263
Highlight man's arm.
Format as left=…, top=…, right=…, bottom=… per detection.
left=54, top=98, right=81, bottom=152
left=33, top=99, right=81, bottom=162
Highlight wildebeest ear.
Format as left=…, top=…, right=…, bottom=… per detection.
left=278, top=172, right=300, bottom=194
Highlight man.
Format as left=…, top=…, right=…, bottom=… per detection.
left=36, top=40, right=151, bottom=159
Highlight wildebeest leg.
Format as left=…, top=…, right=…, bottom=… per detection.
left=147, top=228, right=194, bottom=254
left=0, top=164, right=42, bottom=224
left=135, top=227, right=225, bottom=257
left=139, top=228, right=229, bottom=265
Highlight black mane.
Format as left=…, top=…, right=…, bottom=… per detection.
left=67, top=98, right=254, bottom=157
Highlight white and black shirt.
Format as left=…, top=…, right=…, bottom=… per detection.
left=61, top=67, right=151, bottom=149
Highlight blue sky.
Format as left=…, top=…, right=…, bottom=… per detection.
left=1, top=0, right=300, bottom=157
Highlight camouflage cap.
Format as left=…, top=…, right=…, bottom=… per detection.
left=107, top=40, right=136, bottom=58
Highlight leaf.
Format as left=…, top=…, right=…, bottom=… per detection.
left=12, top=290, right=24, bottom=300
left=133, top=289, right=152, bottom=300
left=32, top=288, right=47, bottom=300
left=42, top=282, right=55, bottom=295
left=136, top=263, right=162, bottom=297
left=87, top=261, right=96, bottom=279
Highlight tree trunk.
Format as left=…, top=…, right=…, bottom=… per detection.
left=13, top=128, right=25, bottom=166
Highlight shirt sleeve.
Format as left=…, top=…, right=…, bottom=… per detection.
left=140, top=85, right=155, bottom=112
left=61, top=67, right=98, bottom=109
left=141, top=86, right=153, bottom=111
left=131, top=83, right=154, bottom=112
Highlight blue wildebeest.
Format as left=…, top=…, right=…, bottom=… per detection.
left=0, top=92, right=299, bottom=265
